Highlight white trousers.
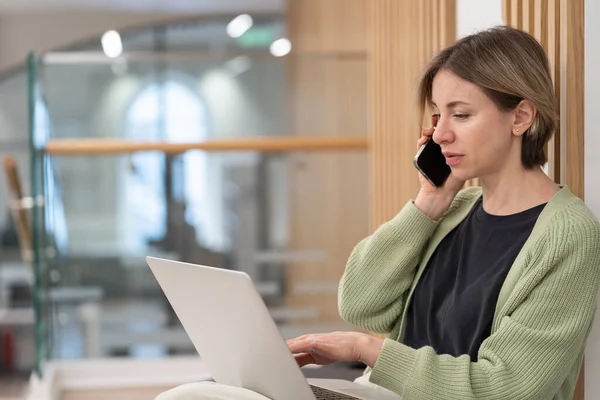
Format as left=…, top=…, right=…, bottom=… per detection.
left=155, top=373, right=398, bottom=400
left=155, top=381, right=272, bottom=400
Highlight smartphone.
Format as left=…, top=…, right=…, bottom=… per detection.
left=413, top=136, right=451, bottom=188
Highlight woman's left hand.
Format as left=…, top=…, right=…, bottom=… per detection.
left=286, top=331, right=384, bottom=368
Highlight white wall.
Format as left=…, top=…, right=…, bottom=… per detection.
left=585, top=0, right=600, bottom=397
left=456, top=0, right=504, bottom=38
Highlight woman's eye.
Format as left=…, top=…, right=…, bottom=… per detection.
left=453, top=114, right=469, bottom=120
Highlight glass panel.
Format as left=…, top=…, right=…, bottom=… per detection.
left=28, top=53, right=47, bottom=376
left=39, top=56, right=289, bottom=140
left=24, top=15, right=369, bottom=374
left=33, top=151, right=367, bottom=361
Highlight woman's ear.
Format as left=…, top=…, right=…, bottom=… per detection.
left=512, top=100, right=537, bottom=137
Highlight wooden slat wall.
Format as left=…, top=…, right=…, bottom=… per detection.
left=504, top=1, right=585, bottom=399
left=368, top=0, right=457, bottom=230
left=285, top=0, right=369, bottom=323
left=504, top=0, right=584, bottom=196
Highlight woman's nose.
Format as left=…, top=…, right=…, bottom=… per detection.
left=432, top=119, right=453, bottom=145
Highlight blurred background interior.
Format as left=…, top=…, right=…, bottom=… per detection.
left=0, top=0, right=597, bottom=399
left=0, top=2, right=371, bottom=398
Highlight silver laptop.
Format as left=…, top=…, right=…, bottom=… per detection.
left=146, top=257, right=400, bottom=400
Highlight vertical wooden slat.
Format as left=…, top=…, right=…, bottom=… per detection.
left=369, top=0, right=456, bottom=229
left=565, top=0, right=585, bottom=199
left=533, top=0, right=547, bottom=46
left=286, top=0, right=369, bottom=324
left=506, top=0, right=562, bottom=184
left=418, top=0, right=426, bottom=81
left=558, top=0, right=567, bottom=186
left=548, top=0, right=562, bottom=182
left=511, top=0, right=524, bottom=28
left=432, top=0, right=440, bottom=52
left=522, top=0, right=535, bottom=31
left=503, top=0, right=512, bottom=24
left=439, top=0, right=457, bottom=47
left=370, top=0, right=401, bottom=227
left=423, top=0, right=432, bottom=73
left=551, top=0, right=562, bottom=183
left=534, top=0, right=552, bottom=176
left=320, top=0, right=335, bottom=52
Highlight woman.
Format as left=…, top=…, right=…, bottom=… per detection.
left=287, top=26, right=600, bottom=400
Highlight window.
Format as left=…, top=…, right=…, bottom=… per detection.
left=123, top=80, right=217, bottom=254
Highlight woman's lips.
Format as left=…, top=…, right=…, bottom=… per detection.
left=443, top=152, right=464, bottom=166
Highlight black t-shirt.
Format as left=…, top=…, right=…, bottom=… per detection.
left=403, top=196, right=546, bottom=361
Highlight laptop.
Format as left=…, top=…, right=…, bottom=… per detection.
left=146, top=257, right=400, bottom=400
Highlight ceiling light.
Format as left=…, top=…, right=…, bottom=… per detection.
left=101, top=30, right=123, bottom=59
left=270, top=38, right=291, bottom=57
left=227, top=14, right=253, bottom=38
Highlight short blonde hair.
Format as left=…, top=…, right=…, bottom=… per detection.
left=418, top=26, right=557, bottom=169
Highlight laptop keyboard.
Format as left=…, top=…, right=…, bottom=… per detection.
left=310, top=384, right=361, bottom=400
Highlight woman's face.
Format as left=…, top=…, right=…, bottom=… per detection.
left=430, top=70, right=521, bottom=182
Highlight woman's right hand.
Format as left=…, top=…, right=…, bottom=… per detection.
left=414, top=121, right=465, bottom=220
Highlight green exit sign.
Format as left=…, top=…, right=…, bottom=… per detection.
left=236, top=27, right=276, bottom=48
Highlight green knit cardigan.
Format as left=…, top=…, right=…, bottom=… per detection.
left=339, top=186, right=600, bottom=400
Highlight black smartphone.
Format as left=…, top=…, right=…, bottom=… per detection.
left=413, top=137, right=451, bottom=187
